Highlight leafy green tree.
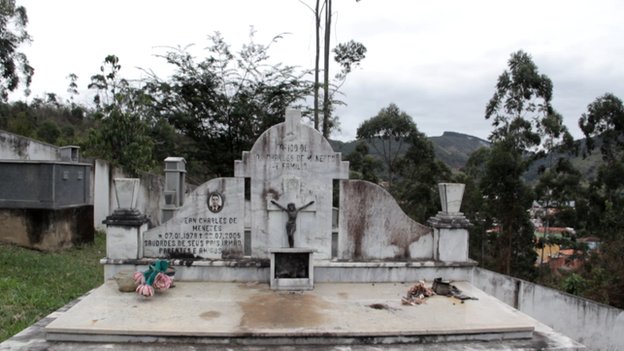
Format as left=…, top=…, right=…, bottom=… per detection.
left=456, top=147, right=491, bottom=267
left=577, top=93, right=624, bottom=308
left=480, top=142, right=537, bottom=278
left=36, top=119, right=60, bottom=144
left=0, top=0, right=33, bottom=101
left=84, top=109, right=154, bottom=176
left=356, top=103, right=417, bottom=189
left=579, top=93, right=624, bottom=202
left=66, top=73, right=79, bottom=104
left=83, top=55, right=154, bottom=177
left=333, top=40, right=367, bottom=82
left=394, top=131, right=452, bottom=223
left=481, top=50, right=567, bottom=279
left=534, top=158, right=584, bottom=277
left=563, top=273, right=587, bottom=296
left=143, top=30, right=311, bottom=179
left=7, top=110, right=34, bottom=137
left=343, top=141, right=383, bottom=183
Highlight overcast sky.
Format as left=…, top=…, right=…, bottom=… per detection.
left=12, top=0, right=624, bottom=142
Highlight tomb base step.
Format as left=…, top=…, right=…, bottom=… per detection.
left=43, top=281, right=577, bottom=348
left=101, top=258, right=477, bottom=283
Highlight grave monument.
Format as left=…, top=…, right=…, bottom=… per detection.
left=42, top=109, right=583, bottom=349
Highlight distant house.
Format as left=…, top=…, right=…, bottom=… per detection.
left=549, top=249, right=584, bottom=273
left=534, top=227, right=575, bottom=264
left=530, top=200, right=575, bottom=227
left=577, top=237, right=602, bottom=251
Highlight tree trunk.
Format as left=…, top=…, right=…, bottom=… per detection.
left=322, top=0, right=332, bottom=138
left=313, top=0, right=320, bottom=131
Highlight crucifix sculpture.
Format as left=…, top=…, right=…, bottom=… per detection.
left=271, top=200, right=315, bottom=248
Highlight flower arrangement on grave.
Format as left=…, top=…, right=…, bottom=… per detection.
left=133, top=260, right=173, bottom=297
left=401, top=281, right=436, bottom=306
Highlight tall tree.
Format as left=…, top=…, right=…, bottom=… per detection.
left=299, top=0, right=365, bottom=137
left=321, top=0, right=332, bottom=138
left=534, top=157, right=583, bottom=277
left=482, top=50, right=566, bottom=279
left=456, top=147, right=491, bottom=267
left=577, top=93, right=624, bottom=308
left=395, top=132, right=452, bottom=223
left=579, top=93, right=624, bottom=203
left=0, top=0, right=33, bottom=101
left=143, top=30, right=311, bottom=179
left=83, top=55, right=154, bottom=177
left=356, top=103, right=417, bottom=189
left=343, top=140, right=383, bottom=183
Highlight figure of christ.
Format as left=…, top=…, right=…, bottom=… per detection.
left=270, top=200, right=315, bottom=248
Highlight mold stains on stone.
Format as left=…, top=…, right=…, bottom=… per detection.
left=341, top=180, right=433, bottom=260
left=2, top=206, right=94, bottom=251
left=342, top=180, right=369, bottom=260
left=221, top=246, right=243, bottom=260
left=9, top=134, right=30, bottom=159
left=238, top=292, right=333, bottom=329
left=168, top=252, right=197, bottom=260
left=389, top=224, right=431, bottom=260
left=367, top=303, right=396, bottom=311
left=261, top=187, right=280, bottom=214
left=264, top=188, right=280, bottom=201
left=217, top=178, right=227, bottom=194
left=24, top=208, right=48, bottom=245
left=200, top=311, right=221, bottom=320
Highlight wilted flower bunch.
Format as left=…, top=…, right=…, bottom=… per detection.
left=133, top=260, right=173, bottom=297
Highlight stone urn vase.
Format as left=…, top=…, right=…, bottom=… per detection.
left=113, top=270, right=139, bottom=292
left=438, top=183, right=465, bottom=214
left=113, top=178, right=140, bottom=210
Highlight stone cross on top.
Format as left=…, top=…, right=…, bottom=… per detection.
left=235, top=109, right=349, bottom=259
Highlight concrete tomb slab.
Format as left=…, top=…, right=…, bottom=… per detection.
left=46, top=281, right=541, bottom=345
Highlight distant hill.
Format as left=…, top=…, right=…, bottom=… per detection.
left=331, top=132, right=605, bottom=184
left=330, top=131, right=490, bottom=171
left=525, top=139, right=604, bottom=184
left=429, top=132, right=490, bottom=170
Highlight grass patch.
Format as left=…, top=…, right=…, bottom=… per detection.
left=0, top=231, right=106, bottom=342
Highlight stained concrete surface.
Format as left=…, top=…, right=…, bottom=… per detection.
left=0, top=281, right=585, bottom=350
left=45, top=281, right=536, bottom=340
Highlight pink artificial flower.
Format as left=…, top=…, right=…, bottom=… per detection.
left=136, top=283, right=154, bottom=297
left=153, top=273, right=173, bottom=290
left=133, top=271, right=145, bottom=285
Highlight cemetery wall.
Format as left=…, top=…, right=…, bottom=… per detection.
left=471, top=267, right=624, bottom=351
left=0, top=130, right=59, bottom=160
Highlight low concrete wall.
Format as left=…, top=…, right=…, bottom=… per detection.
left=93, top=159, right=110, bottom=231
left=0, top=206, right=94, bottom=251
left=0, top=130, right=59, bottom=161
left=471, top=267, right=624, bottom=351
